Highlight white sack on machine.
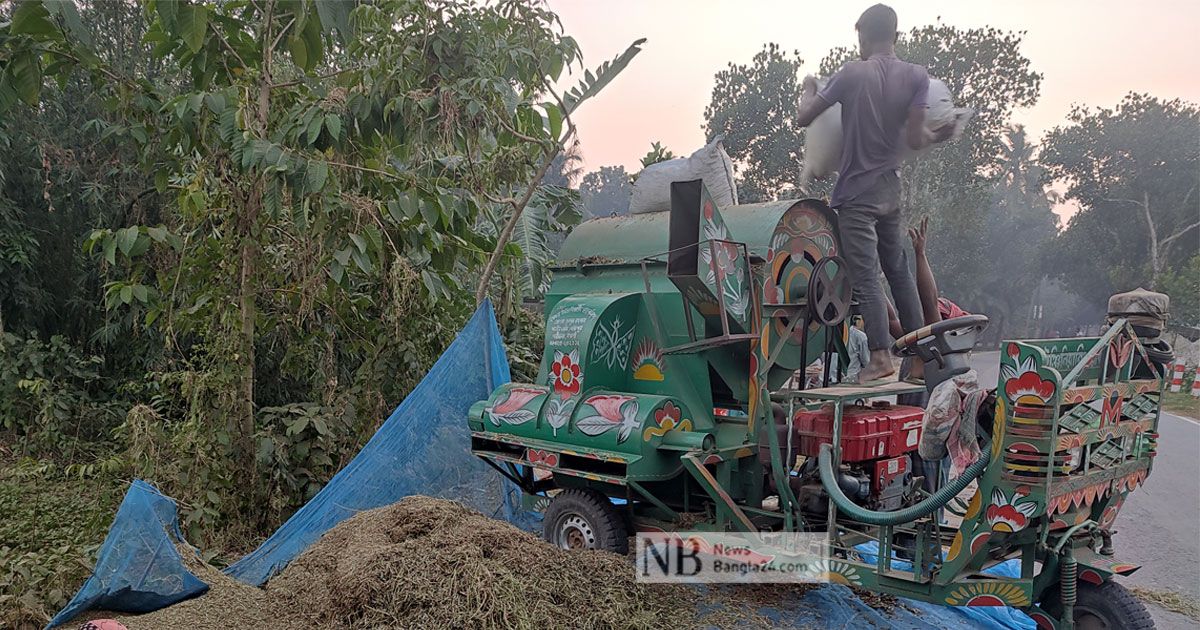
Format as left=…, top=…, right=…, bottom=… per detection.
left=629, top=137, right=738, bottom=214
left=798, top=74, right=975, bottom=192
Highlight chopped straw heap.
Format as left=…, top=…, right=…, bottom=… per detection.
left=270, top=496, right=693, bottom=629
left=73, top=496, right=698, bottom=630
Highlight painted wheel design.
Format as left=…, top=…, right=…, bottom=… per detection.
left=1042, top=580, right=1155, bottom=630
left=543, top=488, right=628, bottom=554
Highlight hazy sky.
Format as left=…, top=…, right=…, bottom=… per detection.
left=547, top=0, right=1200, bottom=221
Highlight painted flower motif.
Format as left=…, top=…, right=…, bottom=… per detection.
left=485, top=386, right=544, bottom=426
left=576, top=394, right=639, bottom=442
left=1108, top=336, right=1133, bottom=370
left=545, top=398, right=576, bottom=436
left=526, top=448, right=559, bottom=467
left=550, top=350, right=582, bottom=399
left=643, top=401, right=693, bottom=441
left=1004, top=371, right=1056, bottom=405
left=986, top=487, right=1038, bottom=533
left=654, top=402, right=681, bottom=426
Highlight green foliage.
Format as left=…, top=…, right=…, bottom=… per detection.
left=0, top=463, right=124, bottom=628
left=580, top=165, right=632, bottom=218
left=1041, top=93, right=1200, bottom=299
left=0, top=333, right=125, bottom=456
left=639, top=141, right=676, bottom=169
left=1159, top=255, right=1200, bottom=326
left=703, top=43, right=804, bottom=202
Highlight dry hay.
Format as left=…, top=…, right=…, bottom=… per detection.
left=68, top=545, right=289, bottom=630
left=62, top=496, right=897, bottom=630
left=269, top=496, right=694, bottom=630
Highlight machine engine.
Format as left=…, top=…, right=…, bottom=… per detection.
left=762, top=402, right=924, bottom=516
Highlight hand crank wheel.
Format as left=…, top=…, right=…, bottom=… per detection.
left=807, top=256, right=852, bottom=326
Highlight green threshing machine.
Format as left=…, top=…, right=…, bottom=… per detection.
left=467, top=180, right=1167, bottom=629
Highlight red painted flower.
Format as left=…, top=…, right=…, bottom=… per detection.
left=588, top=394, right=635, bottom=421
left=986, top=487, right=1038, bottom=533
left=551, top=350, right=582, bottom=399
left=654, top=401, right=681, bottom=427
left=492, top=387, right=544, bottom=414
left=526, top=448, right=559, bottom=467
left=1004, top=372, right=1055, bottom=405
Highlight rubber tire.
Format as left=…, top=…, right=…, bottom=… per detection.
left=1042, top=580, right=1155, bottom=629
left=542, top=488, right=628, bottom=554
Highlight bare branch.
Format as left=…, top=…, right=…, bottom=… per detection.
left=1160, top=220, right=1200, bottom=248
left=270, top=65, right=364, bottom=90
left=210, top=22, right=248, bottom=71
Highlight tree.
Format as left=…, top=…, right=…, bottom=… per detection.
left=703, top=43, right=804, bottom=202
left=977, top=126, right=1058, bottom=338
left=1041, top=94, right=1200, bottom=295
left=0, top=0, right=631, bottom=534
left=580, top=165, right=631, bottom=218
left=1157, top=255, right=1200, bottom=326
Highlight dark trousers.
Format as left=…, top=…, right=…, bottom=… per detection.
left=835, top=172, right=924, bottom=351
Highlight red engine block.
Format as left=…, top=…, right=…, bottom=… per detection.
left=793, top=403, right=924, bottom=462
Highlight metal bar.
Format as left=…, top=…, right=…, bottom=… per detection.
left=627, top=481, right=679, bottom=520
left=1063, top=321, right=1126, bottom=384
left=682, top=452, right=757, bottom=532
left=827, top=400, right=845, bottom=548
left=481, top=457, right=534, bottom=493
left=765, top=308, right=806, bottom=370
left=640, top=258, right=669, bottom=346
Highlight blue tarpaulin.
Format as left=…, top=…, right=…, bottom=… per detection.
left=46, top=480, right=209, bottom=629
left=223, top=299, right=525, bottom=584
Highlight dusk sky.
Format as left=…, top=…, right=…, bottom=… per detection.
left=546, top=0, right=1200, bottom=221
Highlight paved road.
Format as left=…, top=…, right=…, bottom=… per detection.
left=969, top=351, right=1200, bottom=629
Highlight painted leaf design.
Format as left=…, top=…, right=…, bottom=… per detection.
left=499, top=409, right=536, bottom=425
left=576, top=415, right=618, bottom=436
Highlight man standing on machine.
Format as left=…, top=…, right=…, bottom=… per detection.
left=795, top=3, right=954, bottom=381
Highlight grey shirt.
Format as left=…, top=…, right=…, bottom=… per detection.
left=844, top=325, right=870, bottom=383
left=817, top=53, right=929, bottom=208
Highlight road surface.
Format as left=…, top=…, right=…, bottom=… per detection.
left=969, top=351, right=1199, bottom=629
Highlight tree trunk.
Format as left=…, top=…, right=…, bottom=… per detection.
left=234, top=0, right=275, bottom=473
left=1138, top=191, right=1160, bottom=288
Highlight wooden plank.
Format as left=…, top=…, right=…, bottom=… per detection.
left=786, top=380, right=927, bottom=401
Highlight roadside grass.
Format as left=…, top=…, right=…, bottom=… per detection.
left=1161, top=390, right=1199, bottom=420
left=1132, top=586, right=1200, bottom=622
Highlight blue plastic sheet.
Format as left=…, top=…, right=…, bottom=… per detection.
left=46, top=480, right=209, bottom=629
left=224, top=299, right=527, bottom=584
left=849, top=542, right=1035, bottom=630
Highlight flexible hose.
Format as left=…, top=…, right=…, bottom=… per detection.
left=817, top=443, right=991, bottom=525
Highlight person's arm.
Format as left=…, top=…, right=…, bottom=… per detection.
left=908, top=216, right=941, bottom=324
left=885, top=300, right=904, bottom=339
left=904, top=73, right=955, bottom=150
left=797, top=67, right=847, bottom=128
left=796, top=94, right=834, bottom=128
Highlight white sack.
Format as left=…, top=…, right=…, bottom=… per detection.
left=630, top=136, right=738, bottom=214
left=798, top=74, right=975, bottom=193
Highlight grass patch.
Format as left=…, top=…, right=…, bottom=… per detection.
left=0, top=459, right=124, bottom=629
left=1131, top=586, right=1200, bottom=621
left=1161, top=390, right=1199, bottom=420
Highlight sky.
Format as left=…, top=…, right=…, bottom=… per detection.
left=546, top=0, right=1200, bottom=222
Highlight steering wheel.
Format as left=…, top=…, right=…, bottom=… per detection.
left=893, top=314, right=990, bottom=358
left=807, top=256, right=852, bottom=326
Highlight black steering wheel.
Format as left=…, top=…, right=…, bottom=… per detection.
left=893, top=314, right=990, bottom=358
left=807, top=256, right=852, bottom=326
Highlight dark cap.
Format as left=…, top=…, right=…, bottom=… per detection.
left=856, top=4, right=898, bottom=43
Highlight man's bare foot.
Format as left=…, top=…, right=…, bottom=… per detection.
left=858, top=350, right=897, bottom=382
